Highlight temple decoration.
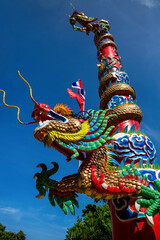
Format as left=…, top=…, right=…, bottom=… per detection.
left=1, top=6, right=160, bottom=240
left=68, top=7, right=160, bottom=239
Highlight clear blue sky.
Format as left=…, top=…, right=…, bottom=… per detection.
left=0, top=0, right=160, bottom=239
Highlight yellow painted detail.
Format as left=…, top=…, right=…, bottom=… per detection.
left=47, top=120, right=90, bottom=146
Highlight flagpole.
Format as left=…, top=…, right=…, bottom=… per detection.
left=78, top=87, right=85, bottom=169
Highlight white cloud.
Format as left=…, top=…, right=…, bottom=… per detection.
left=0, top=207, right=22, bottom=221
left=43, top=213, right=56, bottom=220
left=133, top=0, right=160, bottom=7
left=0, top=207, right=20, bottom=215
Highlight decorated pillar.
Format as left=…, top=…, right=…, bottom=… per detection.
left=95, top=20, right=143, bottom=139
left=69, top=9, right=159, bottom=240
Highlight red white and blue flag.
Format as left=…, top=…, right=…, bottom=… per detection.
left=72, top=79, right=85, bottom=101
left=67, top=79, right=85, bottom=112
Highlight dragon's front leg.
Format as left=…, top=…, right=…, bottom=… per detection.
left=34, top=162, right=80, bottom=215
left=135, top=180, right=160, bottom=226
left=91, top=162, right=160, bottom=226
left=117, top=167, right=160, bottom=227
left=118, top=167, right=160, bottom=226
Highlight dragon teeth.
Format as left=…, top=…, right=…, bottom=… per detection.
left=101, top=182, right=108, bottom=190
left=39, top=120, right=43, bottom=126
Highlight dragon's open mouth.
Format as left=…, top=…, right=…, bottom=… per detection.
left=32, top=105, right=84, bottom=145
left=37, top=120, right=53, bottom=129
left=32, top=107, right=69, bottom=129
left=32, top=104, right=72, bottom=142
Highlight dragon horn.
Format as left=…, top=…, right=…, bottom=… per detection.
left=65, top=13, right=71, bottom=17
left=18, top=71, right=44, bottom=112
left=70, top=2, right=76, bottom=10
left=0, top=89, right=36, bottom=125
left=18, top=71, right=39, bottom=105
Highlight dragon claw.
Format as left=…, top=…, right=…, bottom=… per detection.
left=34, top=162, right=59, bottom=201
left=55, top=196, right=78, bottom=215
left=135, top=180, right=160, bottom=226
left=36, top=194, right=45, bottom=199
left=135, top=202, right=141, bottom=213
left=33, top=174, right=38, bottom=179
left=146, top=214, right=154, bottom=227
left=34, top=162, right=78, bottom=214
left=48, top=190, right=79, bottom=215
left=51, top=161, right=56, bottom=165
left=37, top=164, right=42, bottom=168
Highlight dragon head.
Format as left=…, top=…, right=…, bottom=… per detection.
left=33, top=103, right=88, bottom=143
left=32, top=103, right=118, bottom=161
left=67, top=3, right=98, bottom=27
left=0, top=72, right=118, bottom=162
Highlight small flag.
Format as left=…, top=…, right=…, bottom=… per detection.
left=67, top=88, right=84, bottom=112
left=72, top=79, right=85, bottom=100
left=67, top=79, right=85, bottom=112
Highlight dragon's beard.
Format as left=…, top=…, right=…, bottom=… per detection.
left=43, top=120, right=90, bottom=147
left=33, top=118, right=89, bottom=144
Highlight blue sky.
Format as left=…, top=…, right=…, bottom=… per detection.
left=0, top=0, right=160, bottom=239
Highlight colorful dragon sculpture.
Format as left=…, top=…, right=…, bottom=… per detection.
left=1, top=6, right=160, bottom=240
left=32, top=103, right=160, bottom=229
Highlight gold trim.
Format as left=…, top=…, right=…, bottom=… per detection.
left=98, top=41, right=117, bottom=52
left=99, top=72, right=116, bottom=92
left=100, top=83, right=136, bottom=107
left=94, top=33, right=114, bottom=46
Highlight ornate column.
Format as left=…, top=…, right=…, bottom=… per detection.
left=94, top=20, right=158, bottom=240
left=95, top=21, right=143, bottom=142
left=69, top=10, right=159, bottom=240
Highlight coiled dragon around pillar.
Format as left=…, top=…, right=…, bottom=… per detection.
left=1, top=6, right=160, bottom=240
